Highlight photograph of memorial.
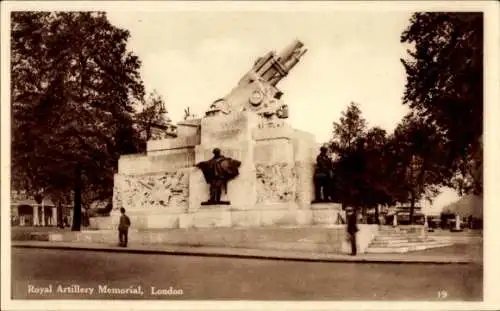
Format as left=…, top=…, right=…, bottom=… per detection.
left=2, top=2, right=493, bottom=309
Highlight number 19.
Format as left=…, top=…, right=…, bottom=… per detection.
left=438, top=290, right=448, bottom=299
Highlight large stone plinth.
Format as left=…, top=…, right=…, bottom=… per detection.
left=95, top=111, right=339, bottom=230
left=311, top=203, right=344, bottom=225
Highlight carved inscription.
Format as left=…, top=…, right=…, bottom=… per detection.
left=257, top=118, right=285, bottom=129
left=203, top=112, right=252, bottom=144
left=211, top=128, right=242, bottom=141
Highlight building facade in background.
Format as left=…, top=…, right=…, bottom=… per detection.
left=10, top=190, right=72, bottom=227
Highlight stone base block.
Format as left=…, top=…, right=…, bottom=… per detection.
left=255, top=202, right=294, bottom=210
left=261, top=209, right=299, bottom=226
left=232, top=210, right=261, bottom=227
left=92, top=210, right=182, bottom=230
left=190, top=207, right=232, bottom=228
left=94, top=204, right=342, bottom=229
left=312, top=210, right=342, bottom=225
left=201, top=201, right=230, bottom=206
left=145, top=214, right=180, bottom=229
left=48, top=225, right=381, bottom=254
left=296, top=209, right=313, bottom=225
left=128, top=214, right=149, bottom=230
left=89, top=216, right=113, bottom=230
left=311, top=202, right=343, bottom=225
left=89, top=210, right=122, bottom=230
left=179, top=214, right=193, bottom=228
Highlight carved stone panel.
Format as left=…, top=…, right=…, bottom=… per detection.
left=256, top=163, right=296, bottom=203
left=114, top=170, right=189, bottom=212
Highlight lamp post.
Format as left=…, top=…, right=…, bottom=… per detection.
left=71, top=163, right=82, bottom=231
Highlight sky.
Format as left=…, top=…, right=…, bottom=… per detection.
left=104, top=9, right=459, bottom=213
left=107, top=10, right=412, bottom=143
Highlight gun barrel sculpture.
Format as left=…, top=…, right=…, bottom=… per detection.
left=207, top=40, right=307, bottom=119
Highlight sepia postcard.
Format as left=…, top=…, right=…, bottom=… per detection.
left=1, top=1, right=499, bottom=310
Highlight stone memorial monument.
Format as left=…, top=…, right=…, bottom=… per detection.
left=97, top=40, right=343, bottom=229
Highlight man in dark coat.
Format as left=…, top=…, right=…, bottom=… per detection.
left=346, top=206, right=359, bottom=256
left=196, top=148, right=241, bottom=204
left=118, top=207, right=131, bottom=247
left=313, top=146, right=334, bottom=202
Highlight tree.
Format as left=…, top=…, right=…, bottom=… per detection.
left=328, top=103, right=367, bottom=205
left=332, top=137, right=368, bottom=210
left=448, top=136, right=483, bottom=196
left=329, top=103, right=400, bottom=222
left=401, top=12, right=483, bottom=195
left=362, top=127, right=394, bottom=223
left=386, top=113, right=447, bottom=223
left=135, top=90, right=170, bottom=141
left=11, top=12, right=145, bottom=230
left=330, top=102, right=366, bottom=153
left=329, top=103, right=394, bottom=219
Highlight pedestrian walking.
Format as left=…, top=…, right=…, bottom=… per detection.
left=118, top=208, right=131, bottom=247
left=346, top=206, right=359, bottom=256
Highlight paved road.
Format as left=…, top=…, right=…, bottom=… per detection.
left=11, top=248, right=482, bottom=301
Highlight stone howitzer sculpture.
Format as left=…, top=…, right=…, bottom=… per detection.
left=206, top=39, right=308, bottom=119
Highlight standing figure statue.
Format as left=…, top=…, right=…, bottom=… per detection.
left=313, top=146, right=334, bottom=203
left=196, top=148, right=241, bottom=205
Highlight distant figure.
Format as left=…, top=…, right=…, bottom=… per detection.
left=346, top=206, right=359, bottom=256
left=313, top=146, right=334, bottom=202
left=196, top=148, right=241, bottom=205
left=118, top=208, right=131, bottom=247
left=82, top=210, right=90, bottom=227
left=392, top=213, right=398, bottom=227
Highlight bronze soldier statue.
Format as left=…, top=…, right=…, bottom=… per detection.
left=196, top=148, right=241, bottom=205
left=313, top=146, right=334, bottom=202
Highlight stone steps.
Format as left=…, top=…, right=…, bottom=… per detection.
left=374, top=234, right=424, bottom=240
left=366, top=242, right=453, bottom=254
left=378, top=229, right=425, bottom=235
left=369, top=239, right=450, bottom=248
left=369, top=239, right=429, bottom=247
left=366, top=226, right=454, bottom=254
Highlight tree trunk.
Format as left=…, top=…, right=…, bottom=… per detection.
left=409, top=193, right=416, bottom=225
left=57, top=202, right=64, bottom=228
left=71, top=163, right=82, bottom=231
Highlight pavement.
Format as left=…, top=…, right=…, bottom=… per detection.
left=10, top=239, right=478, bottom=264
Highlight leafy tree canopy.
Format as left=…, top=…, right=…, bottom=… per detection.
left=135, top=90, right=171, bottom=141
left=329, top=103, right=393, bottom=211
left=401, top=12, right=483, bottom=195
left=330, top=102, right=366, bottom=154
left=11, top=12, right=146, bottom=212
